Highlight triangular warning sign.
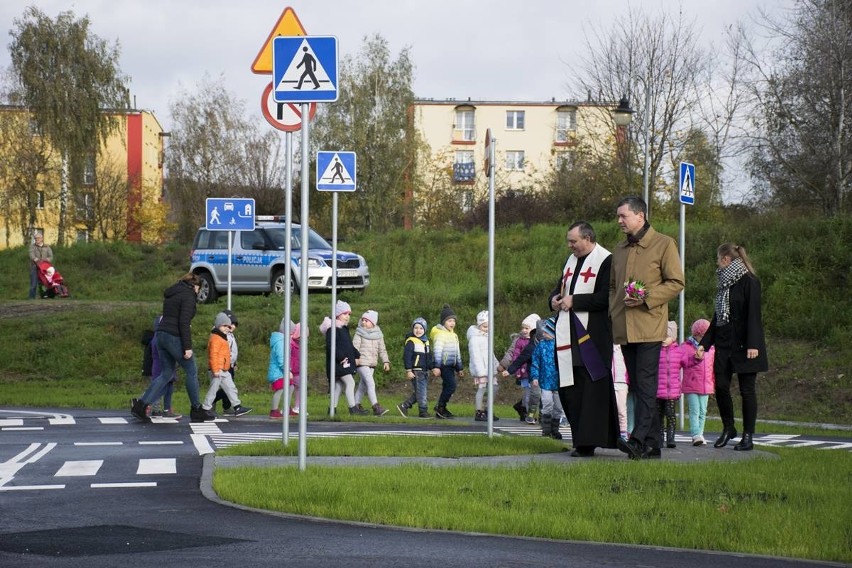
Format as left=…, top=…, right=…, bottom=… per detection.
left=275, top=39, right=335, bottom=92
left=252, top=8, right=307, bottom=74
left=681, top=169, right=694, bottom=197
left=318, top=154, right=353, bottom=185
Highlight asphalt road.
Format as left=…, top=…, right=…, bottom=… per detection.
left=0, top=407, right=847, bottom=568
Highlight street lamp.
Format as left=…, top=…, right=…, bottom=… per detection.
left=611, top=84, right=652, bottom=219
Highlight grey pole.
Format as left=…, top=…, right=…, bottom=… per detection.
left=678, top=202, right=686, bottom=430
left=329, top=192, right=339, bottom=418
left=298, top=104, right=310, bottom=471
left=282, top=131, right=293, bottom=445
left=642, top=81, right=651, bottom=219
left=486, top=132, right=496, bottom=437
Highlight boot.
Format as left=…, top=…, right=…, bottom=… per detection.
left=714, top=427, right=738, bottom=448
left=349, top=405, right=369, bottom=416
left=540, top=414, right=552, bottom=437
left=550, top=416, right=563, bottom=440
left=666, top=421, right=676, bottom=448
left=372, top=403, right=389, bottom=416
left=474, top=410, right=487, bottom=422
left=513, top=400, right=527, bottom=421
left=734, top=433, right=753, bottom=451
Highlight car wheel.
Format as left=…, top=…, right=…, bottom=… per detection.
left=196, top=272, right=218, bottom=304
left=272, top=269, right=299, bottom=296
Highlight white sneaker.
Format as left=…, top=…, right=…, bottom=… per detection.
left=293, top=407, right=308, bottom=416
left=692, top=435, right=706, bottom=446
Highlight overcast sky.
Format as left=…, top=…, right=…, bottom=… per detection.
left=1, top=0, right=793, bottom=134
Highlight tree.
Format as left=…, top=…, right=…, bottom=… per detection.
left=572, top=7, right=706, bottom=219
left=740, top=0, right=851, bottom=216
left=310, top=34, right=416, bottom=235
left=8, top=7, right=129, bottom=244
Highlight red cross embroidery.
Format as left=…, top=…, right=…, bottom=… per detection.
left=580, top=267, right=597, bottom=283
left=562, top=266, right=574, bottom=289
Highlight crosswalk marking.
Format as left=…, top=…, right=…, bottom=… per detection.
left=99, top=417, right=127, bottom=424
left=92, top=482, right=157, bottom=488
left=55, top=460, right=103, bottom=477
left=137, top=458, right=176, bottom=475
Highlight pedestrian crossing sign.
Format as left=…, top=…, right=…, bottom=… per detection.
left=272, top=36, right=338, bottom=103
left=316, top=151, right=356, bottom=191
left=679, top=161, right=695, bottom=205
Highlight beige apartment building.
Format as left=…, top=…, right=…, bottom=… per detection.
left=411, top=98, right=616, bottom=205
left=0, top=106, right=167, bottom=249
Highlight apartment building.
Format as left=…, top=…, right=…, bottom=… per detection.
left=0, top=106, right=166, bottom=249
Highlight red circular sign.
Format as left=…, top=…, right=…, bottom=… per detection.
left=260, top=82, right=317, bottom=132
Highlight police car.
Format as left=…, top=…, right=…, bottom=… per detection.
left=189, top=217, right=370, bottom=303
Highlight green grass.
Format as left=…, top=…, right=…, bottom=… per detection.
left=213, top=444, right=852, bottom=563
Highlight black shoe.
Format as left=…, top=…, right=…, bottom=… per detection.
left=442, top=406, right=455, bottom=418
left=396, top=403, right=409, bottom=417
left=666, top=442, right=677, bottom=449
left=641, top=447, right=662, bottom=459
left=417, top=409, right=432, bottom=419
left=714, top=429, right=738, bottom=448
left=348, top=405, right=369, bottom=416
left=130, top=398, right=151, bottom=423
left=474, top=410, right=487, bottom=422
left=232, top=405, right=252, bottom=417
left=617, top=437, right=643, bottom=460
left=190, top=407, right=216, bottom=422
left=434, top=406, right=453, bottom=419
left=734, top=433, right=753, bottom=451
left=571, top=448, right=595, bottom=458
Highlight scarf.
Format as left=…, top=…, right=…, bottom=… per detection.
left=715, top=258, right=748, bottom=325
left=355, top=325, right=384, bottom=341
left=626, top=222, right=650, bottom=246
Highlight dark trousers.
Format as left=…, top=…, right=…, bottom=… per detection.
left=715, top=357, right=757, bottom=434
left=436, top=366, right=458, bottom=407
left=621, top=342, right=662, bottom=450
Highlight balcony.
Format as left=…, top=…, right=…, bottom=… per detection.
left=453, top=162, right=476, bottom=183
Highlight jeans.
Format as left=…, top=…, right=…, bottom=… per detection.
left=621, top=342, right=662, bottom=449
left=686, top=393, right=709, bottom=437
left=436, top=366, right=458, bottom=407
left=403, top=370, right=429, bottom=411
left=141, top=332, right=201, bottom=408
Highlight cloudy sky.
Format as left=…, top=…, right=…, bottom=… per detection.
left=1, top=0, right=793, bottom=133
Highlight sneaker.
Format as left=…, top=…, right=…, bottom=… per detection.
left=417, top=409, right=432, bottom=419
left=269, top=409, right=284, bottom=419
left=396, top=403, right=409, bottom=417
left=442, top=406, right=455, bottom=419
left=150, top=408, right=165, bottom=417
left=222, top=407, right=237, bottom=416
left=288, top=408, right=299, bottom=416
left=373, top=404, right=389, bottom=416
left=162, top=409, right=182, bottom=419
left=190, top=407, right=217, bottom=423
left=620, top=431, right=629, bottom=441
left=349, top=405, right=369, bottom=416
left=130, top=398, right=151, bottom=423
left=525, top=415, right=537, bottom=425
left=434, top=406, right=452, bottom=419
left=692, top=435, right=706, bottom=446
left=232, top=405, right=253, bottom=417
left=474, top=410, right=487, bottom=422
left=559, top=416, right=568, bottom=426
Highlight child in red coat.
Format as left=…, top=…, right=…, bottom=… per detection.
left=657, top=321, right=687, bottom=448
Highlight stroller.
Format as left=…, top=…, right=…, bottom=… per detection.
left=36, top=260, right=69, bottom=298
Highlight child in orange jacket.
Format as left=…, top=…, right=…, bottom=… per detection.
left=201, top=312, right=251, bottom=416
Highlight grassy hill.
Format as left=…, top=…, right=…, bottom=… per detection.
left=0, top=215, right=849, bottom=423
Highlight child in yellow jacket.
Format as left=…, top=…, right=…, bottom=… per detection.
left=202, top=312, right=251, bottom=416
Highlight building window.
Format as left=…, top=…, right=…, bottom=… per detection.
left=505, top=151, right=525, bottom=171
left=453, top=150, right=475, bottom=182
left=461, top=190, right=474, bottom=213
left=556, top=152, right=574, bottom=170
left=506, top=110, right=525, bottom=130
left=556, top=109, right=577, bottom=142
left=36, top=191, right=45, bottom=209
left=454, top=110, right=475, bottom=141
left=82, top=155, right=96, bottom=186
left=76, top=229, right=89, bottom=243
left=76, top=192, right=94, bottom=222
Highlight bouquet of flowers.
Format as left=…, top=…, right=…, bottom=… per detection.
left=624, top=278, right=647, bottom=300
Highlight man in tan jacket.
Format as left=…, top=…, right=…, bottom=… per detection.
left=609, top=196, right=684, bottom=459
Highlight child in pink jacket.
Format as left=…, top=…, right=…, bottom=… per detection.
left=657, top=321, right=687, bottom=448
left=681, top=319, right=715, bottom=446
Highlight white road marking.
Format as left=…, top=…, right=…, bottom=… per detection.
left=99, top=417, right=128, bottom=424
left=92, top=482, right=157, bottom=488
left=139, top=441, right=183, bottom=445
left=0, top=484, right=65, bottom=491
left=137, top=458, right=176, bottom=475
left=55, top=460, right=103, bottom=477
left=48, top=415, right=75, bottom=425
left=1, top=427, right=43, bottom=431
left=0, top=419, right=24, bottom=427
left=191, top=433, right=215, bottom=456
left=75, top=442, right=123, bottom=446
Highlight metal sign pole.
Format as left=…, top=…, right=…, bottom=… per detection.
left=486, top=131, right=495, bottom=437
left=298, top=104, right=310, bottom=471
left=329, top=193, right=339, bottom=418
left=679, top=202, right=686, bottom=430
left=227, top=231, right=233, bottom=310
left=282, top=130, right=293, bottom=445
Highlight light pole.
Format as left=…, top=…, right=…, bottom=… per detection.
left=612, top=80, right=652, bottom=218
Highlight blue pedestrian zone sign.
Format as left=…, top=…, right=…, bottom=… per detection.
left=206, top=198, right=256, bottom=231
left=679, top=162, right=696, bottom=205
left=316, top=151, right=357, bottom=191
left=272, top=36, right=338, bottom=103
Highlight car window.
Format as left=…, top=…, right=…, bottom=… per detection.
left=265, top=227, right=332, bottom=251
left=240, top=230, right=266, bottom=250
left=202, top=231, right=228, bottom=250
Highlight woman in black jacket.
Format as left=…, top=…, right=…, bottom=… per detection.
left=696, top=243, right=768, bottom=451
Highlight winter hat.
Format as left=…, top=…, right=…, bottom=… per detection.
left=691, top=318, right=710, bottom=338
left=521, top=313, right=541, bottom=329
left=476, top=310, right=489, bottom=326
left=541, top=316, right=557, bottom=338
left=319, top=317, right=333, bottom=335
left=291, top=322, right=302, bottom=340
left=279, top=318, right=294, bottom=334
left=222, top=309, right=238, bottom=326
left=666, top=321, right=678, bottom=340
left=361, top=310, right=379, bottom=326
left=45, top=267, right=55, bottom=278
left=335, top=300, right=351, bottom=317
left=412, top=317, right=427, bottom=332
left=214, top=312, right=232, bottom=328
left=439, top=304, right=456, bottom=324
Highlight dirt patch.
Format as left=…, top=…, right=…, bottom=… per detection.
left=0, top=300, right=155, bottom=320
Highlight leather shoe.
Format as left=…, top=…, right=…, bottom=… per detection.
left=734, top=433, right=753, bottom=451
left=641, top=447, right=661, bottom=459
left=714, top=429, right=738, bottom=448
left=617, top=437, right=643, bottom=460
left=570, top=447, right=595, bottom=458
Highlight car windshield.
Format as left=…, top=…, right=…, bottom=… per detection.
left=267, top=227, right=332, bottom=251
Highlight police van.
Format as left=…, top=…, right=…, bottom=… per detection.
left=189, top=217, right=370, bottom=303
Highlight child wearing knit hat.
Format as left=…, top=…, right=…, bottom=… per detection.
left=498, top=313, right=540, bottom=423
left=681, top=318, right=715, bottom=445
left=320, top=300, right=369, bottom=415
left=398, top=317, right=433, bottom=418
left=468, top=310, right=500, bottom=422
left=352, top=309, right=391, bottom=416
left=267, top=319, right=305, bottom=418
left=201, top=312, right=251, bottom=417
left=531, top=316, right=562, bottom=439
left=429, top=304, right=464, bottom=419
left=657, top=321, right=687, bottom=449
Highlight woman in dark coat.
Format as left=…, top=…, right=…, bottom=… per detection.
left=696, top=243, right=768, bottom=451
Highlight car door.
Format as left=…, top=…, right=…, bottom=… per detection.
left=236, top=229, right=270, bottom=290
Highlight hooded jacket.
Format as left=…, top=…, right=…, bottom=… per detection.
left=157, top=280, right=197, bottom=350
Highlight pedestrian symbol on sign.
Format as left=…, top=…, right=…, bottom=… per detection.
left=679, top=162, right=695, bottom=205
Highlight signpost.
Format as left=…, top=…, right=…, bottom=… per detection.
left=205, top=198, right=255, bottom=309
left=316, top=151, right=356, bottom=191
left=678, top=161, right=695, bottom=429
left=272, top=36, right=339, bottom=103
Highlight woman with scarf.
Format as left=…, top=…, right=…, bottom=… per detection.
left=696, top=243, right=768, bottom=451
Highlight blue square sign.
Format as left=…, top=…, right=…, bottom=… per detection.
left=316, top=151, right=356, bottom=191
left=272, top=36, right=338, bottom=103
left=679, top=162, right=695, bottom=205
left=206, top=198, right=256, bottom=231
